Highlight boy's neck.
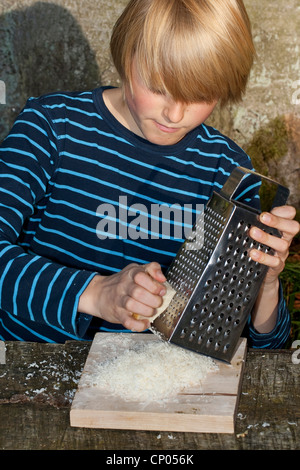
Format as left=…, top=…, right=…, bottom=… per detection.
left=102, top=87, right=140, bottom=136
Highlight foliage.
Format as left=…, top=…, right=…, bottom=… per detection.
left=280, top=239, right=300, bottom=347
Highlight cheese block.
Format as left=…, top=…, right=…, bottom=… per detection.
left=133, top=281, right=176, bottom=322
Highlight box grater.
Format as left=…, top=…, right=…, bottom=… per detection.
left=150, top=167, right=289, bottom=362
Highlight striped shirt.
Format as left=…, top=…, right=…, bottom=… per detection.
left=0, top=87, right=290, bottom=346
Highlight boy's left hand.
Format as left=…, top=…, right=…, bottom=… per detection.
left=249, top=205, right=300, bottom=285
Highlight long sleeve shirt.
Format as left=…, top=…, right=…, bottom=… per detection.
left=0, top=88, right=291, bottom=346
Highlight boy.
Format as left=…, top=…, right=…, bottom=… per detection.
left=0, top=0, right=298, bottom=345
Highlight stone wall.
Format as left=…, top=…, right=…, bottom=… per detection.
left=0, top=0, right=299, bottom=210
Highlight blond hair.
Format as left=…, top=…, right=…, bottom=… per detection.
left=110, top=0, right=255, bottom=106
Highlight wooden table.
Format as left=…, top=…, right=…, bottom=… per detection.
left=0, top=339, right=299, bottom=451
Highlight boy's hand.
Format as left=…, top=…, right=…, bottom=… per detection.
left=249, top=205, right=300, bottom=285
left=78, top=262, right=167, bottom=332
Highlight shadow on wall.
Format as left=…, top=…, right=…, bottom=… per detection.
left=0, top=1, right=101, bottom=142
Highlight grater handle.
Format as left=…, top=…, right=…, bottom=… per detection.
left=219, top=166, right=289, bottom=209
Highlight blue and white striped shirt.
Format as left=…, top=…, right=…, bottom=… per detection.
left=0, top=88, right=290, bottom=346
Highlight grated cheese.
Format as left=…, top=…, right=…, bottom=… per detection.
left=86, top=336, right=218, bottom=404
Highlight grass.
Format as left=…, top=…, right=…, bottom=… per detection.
left=245, top=117, right=300, bottom=347
left=280, top=238, right=300, bottom=347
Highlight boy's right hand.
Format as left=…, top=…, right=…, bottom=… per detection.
left=78, top=262, right=167, bottom=332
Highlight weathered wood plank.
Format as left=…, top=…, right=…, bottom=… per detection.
left=0, top=341, right=5, bottom=364
left=0, top=340, right=299, bottom=450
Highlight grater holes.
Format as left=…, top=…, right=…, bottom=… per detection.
left=232, top=261, right=239, bottom=271
left=217, top=255, right=224, bottom=264
left=189, top=330, right=197, bottom=342
left=167, top=207, right=270, bottom=359
left=228, top=288, right=235, bottom=298
left=246, top=267, right=254, bottom=277
left=254, top=270, right=261, bottom=279
left=192, top=303, right=200, bottom=312
left=249, top=240, right=257, bottom=250
left=215, top=268, right=222, bottom=278
left=213, top=282, right=220, bottom=291
left=239, top=264, right=247, bottom=274
left=197, top=335, right=203, bottom=345
left=180, top=327, right=188, bottom=338
left=227, top=231, right=234, bottom=240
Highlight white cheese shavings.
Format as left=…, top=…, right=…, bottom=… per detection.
left=88, top=338, right=218, bottom=404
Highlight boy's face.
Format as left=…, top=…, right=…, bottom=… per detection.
left=123, top=60, right=218, bottom=146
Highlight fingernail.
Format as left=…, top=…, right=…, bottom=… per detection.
left=261, top=212, right=271, bottom=223
left=251, top=249, right=260, bottom=260
left=252, top=227, right=263, bottom=239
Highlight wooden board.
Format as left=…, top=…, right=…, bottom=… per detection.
left=70, top=333, right=247, bottom=434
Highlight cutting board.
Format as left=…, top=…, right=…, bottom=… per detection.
left=70, top=333, right=247, bottom=434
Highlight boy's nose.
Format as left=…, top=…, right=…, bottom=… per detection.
left=163, top=100, right=185, bottom=124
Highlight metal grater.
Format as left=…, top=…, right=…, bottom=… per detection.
left=151, top=167, right=289, bottom=362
